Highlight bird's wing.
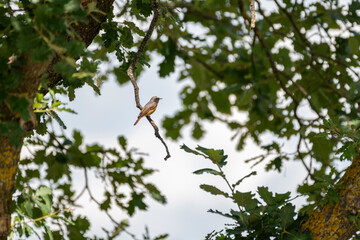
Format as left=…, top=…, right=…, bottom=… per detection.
left=140, top=102, right=157, bottom=116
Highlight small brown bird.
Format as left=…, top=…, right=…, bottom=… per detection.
left=134, top=96, right=162, bottom=126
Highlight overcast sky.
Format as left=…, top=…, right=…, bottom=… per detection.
left=48, top=53, right=314, bottom=240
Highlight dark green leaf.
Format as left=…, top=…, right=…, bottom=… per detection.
left=200, top=184, right=229, bottom=198
left=232, top=191, right=258, bottom=210
left=232, top=171, right=257, bottom=189
left=193, top=168, right=221, bottom=176
left=280, top=203, right=295, bottom=228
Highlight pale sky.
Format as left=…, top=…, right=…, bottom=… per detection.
left=53, top=54, right=310, bottom=240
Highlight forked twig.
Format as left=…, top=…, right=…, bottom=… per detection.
left=126, top=0, right=171, bottom=160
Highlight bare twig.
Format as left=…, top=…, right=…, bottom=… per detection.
left=126, top=0, right=171, bottom=161
left=79, top=160, right=138, bottom=240
left=297, top=134, right=315, bottom=180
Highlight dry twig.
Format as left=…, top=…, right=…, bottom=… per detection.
left=126, top=0, right=171, bottom=160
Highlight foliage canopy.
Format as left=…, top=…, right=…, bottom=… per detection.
left=1, top=0, right=360, bottom=239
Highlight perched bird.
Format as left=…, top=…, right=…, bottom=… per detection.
left=134, top=96, right=162, bottom=126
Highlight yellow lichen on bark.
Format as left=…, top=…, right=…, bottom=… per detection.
left=0, top=137, right=22, bottom=240
left=1, top=148, right=17, bottom=165
left=302, top=156, right=360, bottom=239
left=0, top=165, right=18, bottom=186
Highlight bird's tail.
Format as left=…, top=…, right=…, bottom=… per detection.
left=134, top=116, right=142, bottom=126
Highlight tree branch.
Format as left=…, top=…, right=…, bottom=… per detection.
left=79, top=160, right=138, bottom=240
left=238, top=0, right=325, bottom=120
left=126, top=0, right=171, bottom=161
left=40, top=0, right=115, bottom=94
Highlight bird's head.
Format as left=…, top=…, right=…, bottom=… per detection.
left=151, top=96, right=162, bottom=103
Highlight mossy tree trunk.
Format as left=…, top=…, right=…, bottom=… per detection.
left=0, top=0, right=113, bottom=238
left=0, top=138, right=22, bottom=240
left=302, top=155, right=360, bottom=239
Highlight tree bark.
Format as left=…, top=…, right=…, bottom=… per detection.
left=0, top=138, right=22, bottom=240
left=302, top=156, right=360, bottom=239
left=0, top=0, right=114, bottom=238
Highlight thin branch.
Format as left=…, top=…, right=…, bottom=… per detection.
left=195, top=58, right=224, bottom=79
left=297, top=134, right=315, bottom=180
left=115, top=0, right=129, bottom=18
left=126, top=0, right=170, bottom=161
left=238, top=0, right=325, bottom=120
left=273, top=0, right=360, bottom=80
left=72, top=186, right=86, bottom=202
left=168, top=2, right=226, bottom=23
left=256, top=0, right=347, bottom=101
left=238, top=0, right=299, bottom=106
left=79, top=160, right=138, bottom=240
left=11, top=208, right=74, bottom=227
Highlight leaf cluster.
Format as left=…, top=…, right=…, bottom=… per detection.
left=182, top=145, right=311, bottom=240
left=13, top=130, right=166, bottom=239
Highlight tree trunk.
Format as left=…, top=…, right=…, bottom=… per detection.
left=0, top=0, right=114, bottom=238
left=0, top=138, right=22, bottom=239
left=302, top=156, right=360, bottom=239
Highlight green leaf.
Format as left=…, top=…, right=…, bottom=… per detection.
left=7, top=96, right=30, bottom=121
left=68, top=86, right=75, bottom=101
left=192, top=121, right=204, bottom=139
left=209, top=90, right=231, bottom=114
left=233, top=191, right=258, bottom=210
left=309, top=133, right=334, bottom=162
left=349, top=37, right=359, bottom=55
left=180, top=144, right=203, bottom=156
left=100, top=197, right=111, bottom=210
left=34, top=186, right=52, bottom=215
left=258, top=186, right=290, bottom=205
left=44, top=225, right=54, bottom=240
left=159, top=38, right=176, bottom=77
left=123, top=21, right=145, bottom=36
left=280, top=203, right=295, bottom=228
left=120, top=27, right=134, bottom=48
left=257, top=186, right=275, bottom=205
left=118, top=135, right=127, bottom=150
left=193, top=168, right=221, bottom=176
left=51, top=101, right=61, bottom=108
left=154, top=234, right=169, bottom=240
left=146, top=183, right=167, bottom=204
left=265, top=156, right=282, bottom=172
left=134, top=0, right=153, bottom=17
left=337, top=141, right=356, bottom=161
left=49, top=111, right=67, bottom=129
left=24, top=200, right=34, bottom=218
left=114, top=66, right=130, bottom=85
left=232, top=171, right=257, bottom=189
left=30, top=45, right=52, bottom=62
left=188, top=58, right=209, bottom=90
left=195, top=146, right=228, bottom=167
left=128, top=192, right=147, bottom=216
left=200, top=184, right=229, bottom=198
left=73, top=130, right=83, bottom=146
